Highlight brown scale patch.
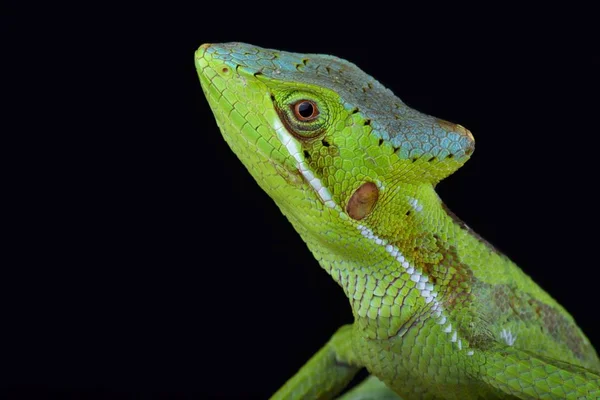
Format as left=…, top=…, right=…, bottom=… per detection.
left=425, top=235, right=475, bottom=302
left=391, top=234, right=442, bottom=277
left=485, top=283, right=589, bottom=362
left=390, top=232, right=476, bottom=300
left=382, top=232, right=499, bottom=350
left=395, top=224, right=591, bottom=361
left=491, top=285, right=510, bottom=310
left=529, top=297, right=588, bottom=361
left=423, top=237, right=498, bottom=351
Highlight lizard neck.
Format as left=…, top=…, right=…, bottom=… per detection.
left=325, top=183, right=498, bottom=283
left=302, top=183, right=509, bottom=339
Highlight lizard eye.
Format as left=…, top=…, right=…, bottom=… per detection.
left=292, top=100, right=319, bottom=121
left=273, top=91, right=328, bottom=140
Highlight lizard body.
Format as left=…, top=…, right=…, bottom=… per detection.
left=195, top=42, right=600, bottom=399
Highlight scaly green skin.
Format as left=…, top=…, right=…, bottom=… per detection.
left=195, top=42, right=600, bottom=399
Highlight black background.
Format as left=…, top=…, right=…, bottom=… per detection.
left=4, top=3, right=600, bottom=399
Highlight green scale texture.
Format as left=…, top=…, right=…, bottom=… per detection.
left=196, top=42, right=600, bottom=399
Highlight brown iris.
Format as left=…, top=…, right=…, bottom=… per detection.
left=292, top=100, right=319, bottom=121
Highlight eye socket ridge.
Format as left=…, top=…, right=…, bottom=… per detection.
left=291, top=100, right=319, bottom=122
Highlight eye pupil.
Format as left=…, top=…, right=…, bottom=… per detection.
left=298, top=102, right=313, bottom=117
left=293, top=100, right=319, bottom=121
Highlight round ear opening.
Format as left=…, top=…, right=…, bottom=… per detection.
left=346, top=182, right=379, bottom=220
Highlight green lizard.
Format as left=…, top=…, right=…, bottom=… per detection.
left=195, top=42, right=600, bottom=399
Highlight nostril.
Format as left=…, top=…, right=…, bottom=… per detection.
left=217, top=65, right=233, bottom=77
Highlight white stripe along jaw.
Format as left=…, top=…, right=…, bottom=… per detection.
left=272, top=119, right=337, bottom=209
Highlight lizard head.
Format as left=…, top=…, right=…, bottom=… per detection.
left=196, top=42, right=474, bottom=234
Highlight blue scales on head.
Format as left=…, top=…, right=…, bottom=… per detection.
left=204, top=42, right=474, bottom=165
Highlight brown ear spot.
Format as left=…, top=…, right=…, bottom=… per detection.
left=346, top=182, right=379, bottom=220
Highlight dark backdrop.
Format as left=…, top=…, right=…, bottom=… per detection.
left=4, top=3, right=599, bottom=399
